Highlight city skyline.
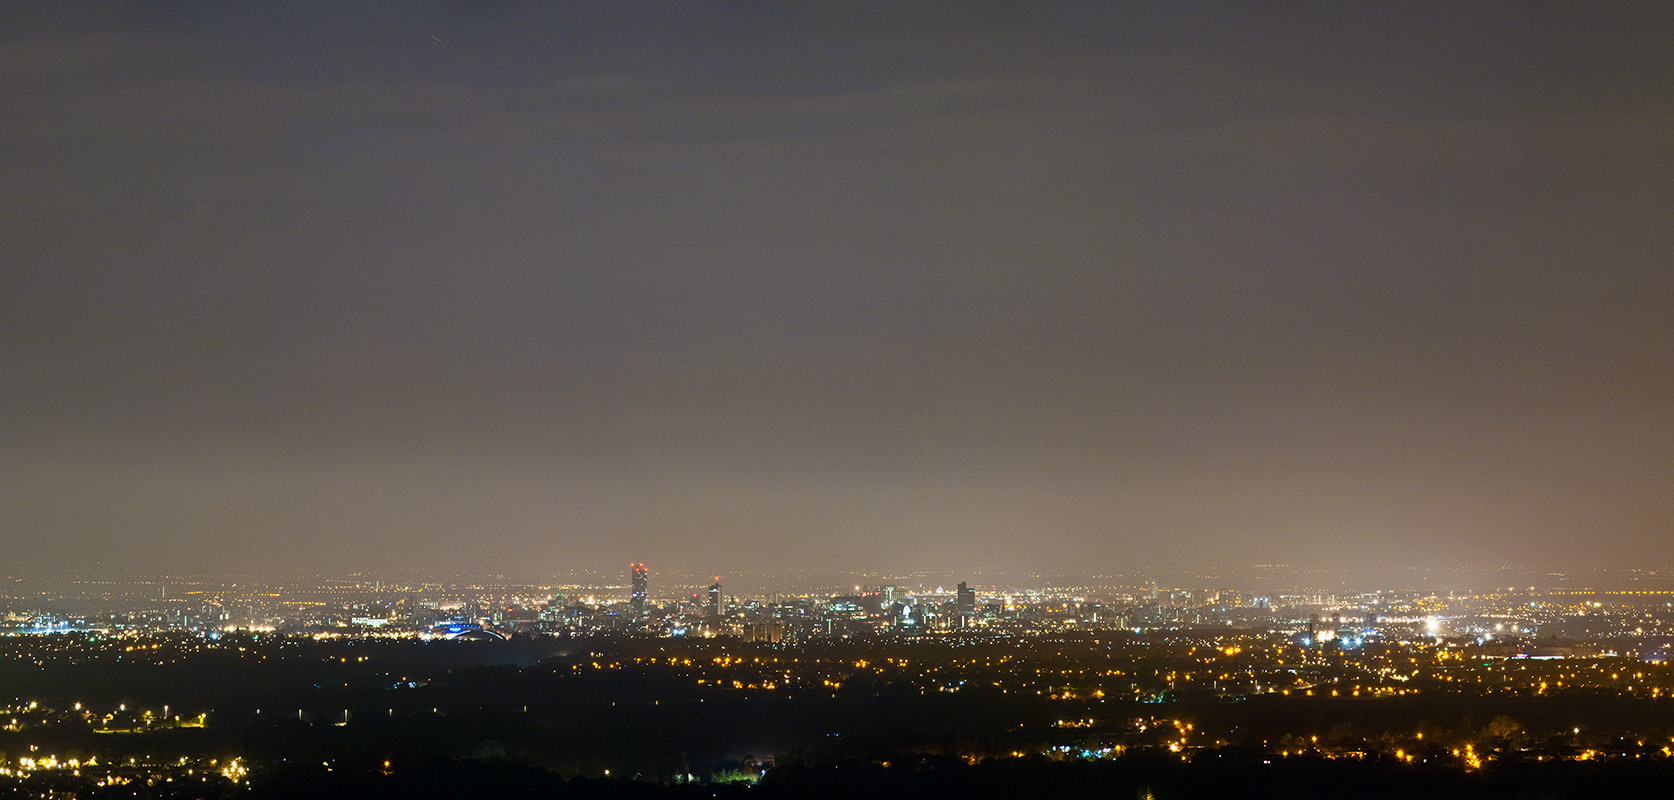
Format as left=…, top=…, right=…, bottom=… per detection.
left=17, top=561, right=1674, bottom=608
left=6, top=560, right=1674, bottom=797
left=6, top=4, right=1674, bottom=579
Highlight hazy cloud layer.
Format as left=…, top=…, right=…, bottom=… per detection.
left=4, top=2, right=1674, bottom=577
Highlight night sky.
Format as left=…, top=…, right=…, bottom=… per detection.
left=5, top=3, right=1674, bottom=579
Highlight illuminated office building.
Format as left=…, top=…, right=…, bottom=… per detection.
left=630, top=563, right=648, bottom=616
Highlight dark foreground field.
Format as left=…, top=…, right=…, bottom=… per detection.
left=7, top=632, right=1674, bottom=798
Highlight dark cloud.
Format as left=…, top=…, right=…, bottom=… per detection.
left=3, top=2, right=1673, bottom=578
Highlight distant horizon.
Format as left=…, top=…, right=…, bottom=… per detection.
left=14, top=562, right=1674, bottom=596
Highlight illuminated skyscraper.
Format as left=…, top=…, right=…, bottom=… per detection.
left=630, top=563, right=648, bottom=616
left=707, top=578, right=723, bottom=617
left=956, top=581, right=976, bottom=625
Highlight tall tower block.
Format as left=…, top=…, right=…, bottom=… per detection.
left=630, top=563, right=648, bottom=616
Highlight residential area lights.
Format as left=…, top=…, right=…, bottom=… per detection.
left=7, top=575, right=1674, bottom=785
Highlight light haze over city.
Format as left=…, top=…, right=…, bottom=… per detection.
left=4, top=3, right=1674, bottom=580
